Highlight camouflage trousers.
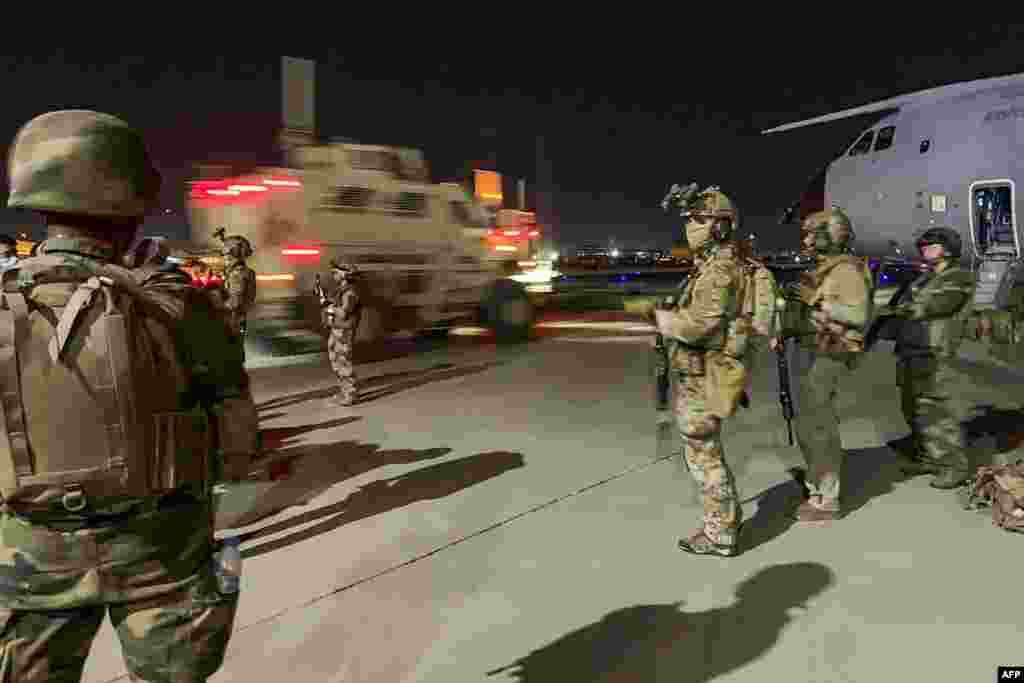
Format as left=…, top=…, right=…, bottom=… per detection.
left=0, top=496, right=238, bottom=682
left=328, top=326, right=357, bottom=403
left=791, top=347, right=859, bottom=505
left=673, top=370, right=741, bottom=545
left=898, top=354, right=972, bottom=471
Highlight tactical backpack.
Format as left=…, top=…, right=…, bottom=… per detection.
left=0, top=255, right=230, bottom=511
left=704, top=257, right=778, bottom=418
left=962, top=462, right=1024, bottom=533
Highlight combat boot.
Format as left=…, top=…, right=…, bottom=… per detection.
left=794, top=495, right=841, bottom=523
left=929, top=456, right=970, bottom=489
left=900, top=457, right=943, bottom=477
left=326, top=393, right=355, bottom=407
left=892, top=437, right=943, bottom=477
left=678, top=523, right=743, bottom=557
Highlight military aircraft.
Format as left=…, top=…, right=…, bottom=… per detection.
left=763, top=71, right=1024, bottom=311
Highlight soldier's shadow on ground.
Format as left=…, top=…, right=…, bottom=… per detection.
left=237, top=449, right=525, bottom=558
left=486, top=562, right=835, bottom=682
left=357, top=361, right=499, bottom=403
left=742, top=445, right=906, bottom=553
left=221, top=441, right=453, bottom=532
left=259, top=416, right=363, bottom=452
left=255, top=361, right=499, bottom=412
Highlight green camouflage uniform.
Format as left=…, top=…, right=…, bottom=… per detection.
left=888, top=258, right=976, bottom=487
left=0, top=110, right=249, bottom=682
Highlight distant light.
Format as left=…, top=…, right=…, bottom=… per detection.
left=611, top=249, right=620, bottom=257
left=228, top=184, right=269, bottom=193
left=495, top=245, right=517, bottom=252
left=527, top=230, right=540, bottom=238
left=256, top=273, right=296, bottom=281
left=281, top=248, right=320, bottom=256
left=207, top=189, right=240, bottom=196
left=263, top=178, right=301, bottom=187
left=503, top=230, right=521, bottom=237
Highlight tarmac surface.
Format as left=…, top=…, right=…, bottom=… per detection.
left=82, top=313, right=1024, bottom=682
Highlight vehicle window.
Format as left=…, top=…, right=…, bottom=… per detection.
left=874, top=126, right=895, bottom=151
left=386, top=192, right=428, bottom=217
left=325, top=186, right=374, bottom=211
left=849, top=130, right=874, bottom=156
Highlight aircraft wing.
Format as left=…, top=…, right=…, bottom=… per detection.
left=761, top=71, right=1024, bottom=134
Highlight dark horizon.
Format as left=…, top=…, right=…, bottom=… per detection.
left=2, top=35, right=1024, bottom=252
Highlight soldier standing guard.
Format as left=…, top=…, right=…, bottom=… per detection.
left=772, top=206, right=872, bottom=523
left=872, top=226, right=976, bottom=489
left=0, top=109, right=251, bottom=682
left=324, top=259, right=363, bottom=406
left=218, top=231, right=257, bottom=346
left=654, top=185, right=751, bottom=557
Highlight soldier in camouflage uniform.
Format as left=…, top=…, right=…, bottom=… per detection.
left=325, top=260, right=363, bottom=406
left=220, top=234, right=256, bottom=342
left=880, top=226, right=976, bottom=489
left=654, top=186, right=750, bottom=557
left=771, top=207, right=872, bottom=523
left=0, top=110, right=252, bottom=682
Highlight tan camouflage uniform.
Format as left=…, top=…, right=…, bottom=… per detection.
left=780, top=208, right=872, bottom=522
left=220, top=237, right=256, bottom=340
left=326, top=263, right=362, bottom=406
left=655, top=186, right=749, bottom=556
left=0, top=110, right=250, bottom=682
left=885, top=227, right=976, bottom=488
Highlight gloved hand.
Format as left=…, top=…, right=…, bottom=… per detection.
left=654, top=309, right=676, bottom=338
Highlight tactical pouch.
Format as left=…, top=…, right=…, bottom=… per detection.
left=151, top=408, right=212, bottom=493
left=815, top=330, right=849, bottom=354
left=705, top=351, right=749, bottom=419
left=686, top=351, right=706, bottom=376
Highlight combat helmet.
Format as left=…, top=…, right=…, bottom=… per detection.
left=802, top=205, right=854, bottom=254
left=916, top=226, right=962, bottom=259
left=7, top=110, right=161, bottom=219
left=684, top=186, right=740, bottom=241
left=330, top=259, right=359, bottom=277
left=221, top=234, right=253, bottom=260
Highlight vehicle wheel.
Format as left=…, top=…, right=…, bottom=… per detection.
left=483, top=279, right=534, bottom=343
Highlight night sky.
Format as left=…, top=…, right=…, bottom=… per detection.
left=3, top=31, right=1024, bottom=253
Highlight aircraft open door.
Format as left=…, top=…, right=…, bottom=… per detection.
left=969, top=180, right=1019, bottom=259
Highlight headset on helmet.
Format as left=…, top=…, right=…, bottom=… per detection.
left=802, top=205, right=854, bottom=253
left=687, top=186, right=739, bottom=242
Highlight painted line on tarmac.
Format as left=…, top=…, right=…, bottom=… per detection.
left=234, top=451, right=676, bottom=635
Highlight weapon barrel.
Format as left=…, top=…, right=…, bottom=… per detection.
left=775, top=340, right=796, bottom=445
